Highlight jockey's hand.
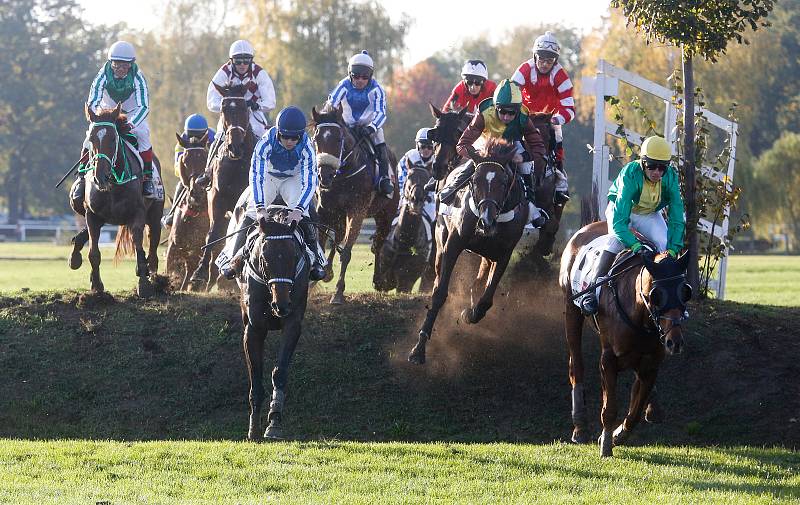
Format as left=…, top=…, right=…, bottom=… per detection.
left=247, top=99, right=260, bottom=111
left=512, top=153, right=524, bottom=164
left=550, top=116, right=561, bottom=125
left=633, top=242, right=656, bottom=261
left=358, top=124, right=376, bottom=138
left=257, top=207, right=269, bottom=223
left=258, top=217, right=269, bottom=234
left=287, top=208, right=302, bottom=226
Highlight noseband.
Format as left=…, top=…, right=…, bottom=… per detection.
left=314, top=122, right=364, bottom=179
left=84, top=121, right=134, bottom=185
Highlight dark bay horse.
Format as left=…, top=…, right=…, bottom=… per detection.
left=190, top=83, right=257, bottom=291
left=408, top=139, right=529, bottom=364
left=310, top=105, right=398, bottom=304
left=165, top=132, right=210, bottom=290
left=559, top=221, right=691, bottom=457
left=529, top=112, right=566, bottom=258
left=69, top=104, right=163, bottom=297
left=239, top=206, right=310, bottom=440
left=374, top=166, right=433, bottom=293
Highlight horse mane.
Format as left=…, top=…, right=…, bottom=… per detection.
left=315, top=103, right=343, bottom=125
left=479, top=137, right=516, bottom=164
left=93, top=108, right=131, bottom=133
left=226, top=83, right=248, bottom=96
left=529, top=112, right=553, bottom=124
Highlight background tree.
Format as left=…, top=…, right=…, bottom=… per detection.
left=611, top=0, right=775, bottom=291
left=752, top=132, right=800, bottom=252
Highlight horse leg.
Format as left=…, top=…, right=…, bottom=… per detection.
left=371, top=207, right=392, bottom=289
left=145, top=208, right=161, bottom=275
left=462, top=257, right=494, bottom=323
left=645, top=386, right=665, bottom=424
left=69, top=228, right=89, bottom=270
left=132, top=224, right=153, bottom=298
left=85, top=212, right=105, bottom=293
left=408, top=238, right=463, bottom=365
left=598, top=348, right=619, bottom=457
left=614, top=358, right=661, bottom=446
left=243, top=320, right=266, bottom=441
left=331, top=211, right=364, bottom=305
left=190, top=192, right=225, bottom=291
left=419, top=239, right=436, bottom=293
left=265, top=317, right=302, bottom=440
left=565, top=301, right=590, bottom=443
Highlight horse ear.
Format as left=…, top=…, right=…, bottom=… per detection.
left=457, top=108, right=469, bottom=119
left=311, top=106, right=319, bottom=121
left=677, top=250, right=690, bottom=271
left=176, top=132, right=185, bottom=147
left=113, top=102, right=122, bottom=118
left=429, top=102, right=443, bottom=119
left=213, top=81, right=228, bottom=96
left=200, top=130, right=209, bottom=145
left=85, top=103, right=97, bottom=122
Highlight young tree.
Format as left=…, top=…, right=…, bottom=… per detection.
left=753, top=132, right=800, bottom=251
left=611, top=0, right=775, bottom=291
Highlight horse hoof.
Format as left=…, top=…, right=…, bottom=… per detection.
left=137, top=278, right=154, bottom=298
left=69, top=252, right=82, bottom=270
left=247, top=431, right=262, bottom=442
left=571, top=427, right=591, bottom=444
left=91, top=283, right=105, bottom=294
left=323, top=269, right=334, bottom=283
left=613, top=425, right=630, bottom=447
left=460, top=308, right=480, bottom=324
left=408, top=348, right=426, bottom=365
left=264, top=422, right=284, bottom=440
left=645, top=402, right=665, bottom=424
left=330, top=292, right=345, bottom=305
left=599, top=432, right=614, bottom=457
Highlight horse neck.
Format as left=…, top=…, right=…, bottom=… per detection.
left=612, top=266, right=652, bottom=327
left=396, top=204, right=422, bottom=246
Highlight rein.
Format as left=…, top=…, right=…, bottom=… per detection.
left=315, top=121, right=366, bottom=179
left=81, top=121, right=135, bottom=185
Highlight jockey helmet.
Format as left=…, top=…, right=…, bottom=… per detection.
left=229, top=40, right=255, bottom=59
left=493, top=79, right=523, bottom=110
left=184, top=114, right=209, bottom=135
left=461, top=60, right=488, bottom=80
left=640, top=136, right=671, bottom=163
left=533, top=31, right=561, bottom=59
left=108, top=41, right=136, bottom=62
left=348, top=50, right=374, bottom=77
left=276, top=106, right=307, bottom=137
left=415, top=128, right=432, bottom=143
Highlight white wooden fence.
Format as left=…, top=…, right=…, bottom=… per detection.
left=582, top=59, right=738, bottom=299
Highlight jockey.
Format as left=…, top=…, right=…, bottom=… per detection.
left=396, top=128, right=436, bottom=223
left=76, top=41, right=154, bottom=201
left=512, top=31, right=573, bottom=204
left=326, top=50, right=393, bottom=198
left=206, top=39, right=276, bottom=144
left=443, top=60, right=497, bottom=114
left=580, top=136, right=686, bottom=315
left=220, top=106, right=326, bottom=282
left=162, top=114, right=216, bottom=227
left=439, top=79, right=548, bottom=227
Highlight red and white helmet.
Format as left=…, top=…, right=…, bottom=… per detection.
left=460, top=59, right=488, bottom=80
left=108, top=41, right=136, bottom=62
left=533, top=31, right=561, bottom=58
left=229, top=40, right=255, bottom=58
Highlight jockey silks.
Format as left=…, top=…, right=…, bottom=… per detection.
left=477, top=98, right=531, bottom=143
left=511, top=60, right=575, bottom=126
left=327, top=77, right=387, bottom=129
left=102, top=62, right=137, bottom=103
left=250, top=127, right=317, bottom=212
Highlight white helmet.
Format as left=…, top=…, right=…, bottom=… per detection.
left=415, top=128, right=432, bottom=143
left=229, top=40, right=255, bottom=58
left=348, top=50, right=374, bottom=74
left=108, top=41, right=136, bottom=62
left=460, top=59, right=488, bottom=80
left=533, top=31, right=561, bottom=57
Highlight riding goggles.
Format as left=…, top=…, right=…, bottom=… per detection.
left=497, top=108, right=518, bottom=117
left=643, top=160, right=668, bottom=172
left=279, top=133, right=301, bottom=142
left=464, top=78, right=485, bottom=87
left=232, top=57, right=253, bottom=65
left=350, top=73, right=371, bottom=81
left=417, top=142, right=434, bottom=150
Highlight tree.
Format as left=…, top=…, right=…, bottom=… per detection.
left=752, top=132, right=800, bottom=251
left=611, top=0, right=775, bottom=292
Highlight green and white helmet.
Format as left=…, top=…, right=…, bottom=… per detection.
left=493, top=79, right=523, bottom=109
left=108, top=41, right=136, bottom=62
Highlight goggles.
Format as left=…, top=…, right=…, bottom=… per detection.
left=497, top=108, right=518, bottom=118
left=643, top=160, right=668, bottom=173
left=232, top=57, right=252, bottom=66
left=464, top=78, right=484, bottom=87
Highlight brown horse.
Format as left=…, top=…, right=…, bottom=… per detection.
left=310, top=104, right=398, bottom=304
left=529, top=112, right=566, bottom=257
left=408, top=138, right=528, bottom=364
left=69, top=104, right=163, bottom=297
left=374, top=166, right=433, bottom=293
left=559, top=221, right=691, bottom=457
left=239, top=207, right=310, bottom=440
left=190, top=83, right=257, bottom=291
left=165, top=132, right=210, bottom=290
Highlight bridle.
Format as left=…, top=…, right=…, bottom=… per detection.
left=221, top=96, right=251, bottom=159
left=638, top=270, right=691, bottom=344
left=83, top=121, right=133, bottom=186
left=467, top=161, right=515, bottom=221
left=314, top=121, right=365, bottom=179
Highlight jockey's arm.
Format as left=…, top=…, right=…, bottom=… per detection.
left=87, top=66, right=107, bottom=113
left=369, top=85, right=387, bottom=131
left=609, top=171, right=640, bottom=250
left=293, top=140, right=318, bottom=212
left=552, top=68, right=576, bottom=126
left=255, top=70, right=277, bottom=114
left=397, top=155, right=410, bottom=195
left=327, top=78, right=349, bottom=110
left=456, top=114, right=485, bottom=161
left=206, top=68, right=228, bottom=114
left=522, top=118, right=547, bottom=175
left=442, top=84, right=460, bottom=112
left=249, top=137, right=271, bottom=212
left=128, top=70, right=149, bottom=128
left=665, top=169, right=686, bottom=255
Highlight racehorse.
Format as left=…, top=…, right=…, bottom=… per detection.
left=239, top=206, right=310, bottom=440
left=310, top=104, right=398, bottom=304
left=69, top=104, right=163, bottom=297
left=190, top=83, right=257, bottom=291
left=408, top=138, right=529, bottom=364
left=165, top=132, right=210, bottom=290
left=559, top=221, right=691, bottom=457
left=374, top=166, right=433, bottom=292
left=529, top=112, right=566, bottom=258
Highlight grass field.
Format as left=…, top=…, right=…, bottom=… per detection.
left=2, top=242, right=798, bottom=306
left=0, top=440, right=796, bottom=504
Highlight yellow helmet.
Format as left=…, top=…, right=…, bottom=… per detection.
left=640, top=136, right=671, bottom=162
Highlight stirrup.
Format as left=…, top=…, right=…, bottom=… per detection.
left=580, top=294, right=599, bottom=316
left=378, top=177, right=394, bottom=198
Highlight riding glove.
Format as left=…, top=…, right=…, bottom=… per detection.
left=247, top=99, right=260, bottom=111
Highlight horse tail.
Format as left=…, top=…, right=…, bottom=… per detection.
left=114, top=225, right=135, bottom=263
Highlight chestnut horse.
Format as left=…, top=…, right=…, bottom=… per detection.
left=165, top=132, right=210, bottom=290
left=69, top=104, right=163, bottom=297
left=190, top=83, right=257, bottom=291
left=310, top=104, right=398, bottom=304
left=408, top=139, right=528, bottom=364
left=559, top=221, right=691, bottom=457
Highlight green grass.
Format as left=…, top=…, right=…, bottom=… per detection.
left=0, top=440, right=796, bottom=504
left=725, top=255, right=800, bottom=307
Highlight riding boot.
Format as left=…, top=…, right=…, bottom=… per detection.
left=423, top=178, right=437, bottom=193
left=580, top=250, right=616, bottom=316
left=374, top=143, right=394, bottom=198
left=439, top=160, right=475, bottom=205
left=221, top=215, right=255, bottom=280
left=71, top=148, right=89, bottom=210
left=299, top=217, right=326, bottom=281
left=521, top=173, right=548, bottom=228
left=161, top=182, right=186, bottom=227
left=139, top=148, right=155, bottom=197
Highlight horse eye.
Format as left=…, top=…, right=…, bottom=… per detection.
left=679, top=283, right=693, bottom=303
left=649, top=287, right=667, bottom=310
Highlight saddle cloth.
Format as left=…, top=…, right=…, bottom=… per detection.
left=122, top=139, right=165, bottom=201
left=569, top=234, right=614, bottom=309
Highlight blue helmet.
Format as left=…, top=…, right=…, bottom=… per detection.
left=184, top=114, right=209, bottom=133
left=276, top=106, right=307, bottom=137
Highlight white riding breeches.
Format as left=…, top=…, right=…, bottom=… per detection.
left=245, top=171, right=310, bottom=218
left=604, top=201, right=668, bottom=253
